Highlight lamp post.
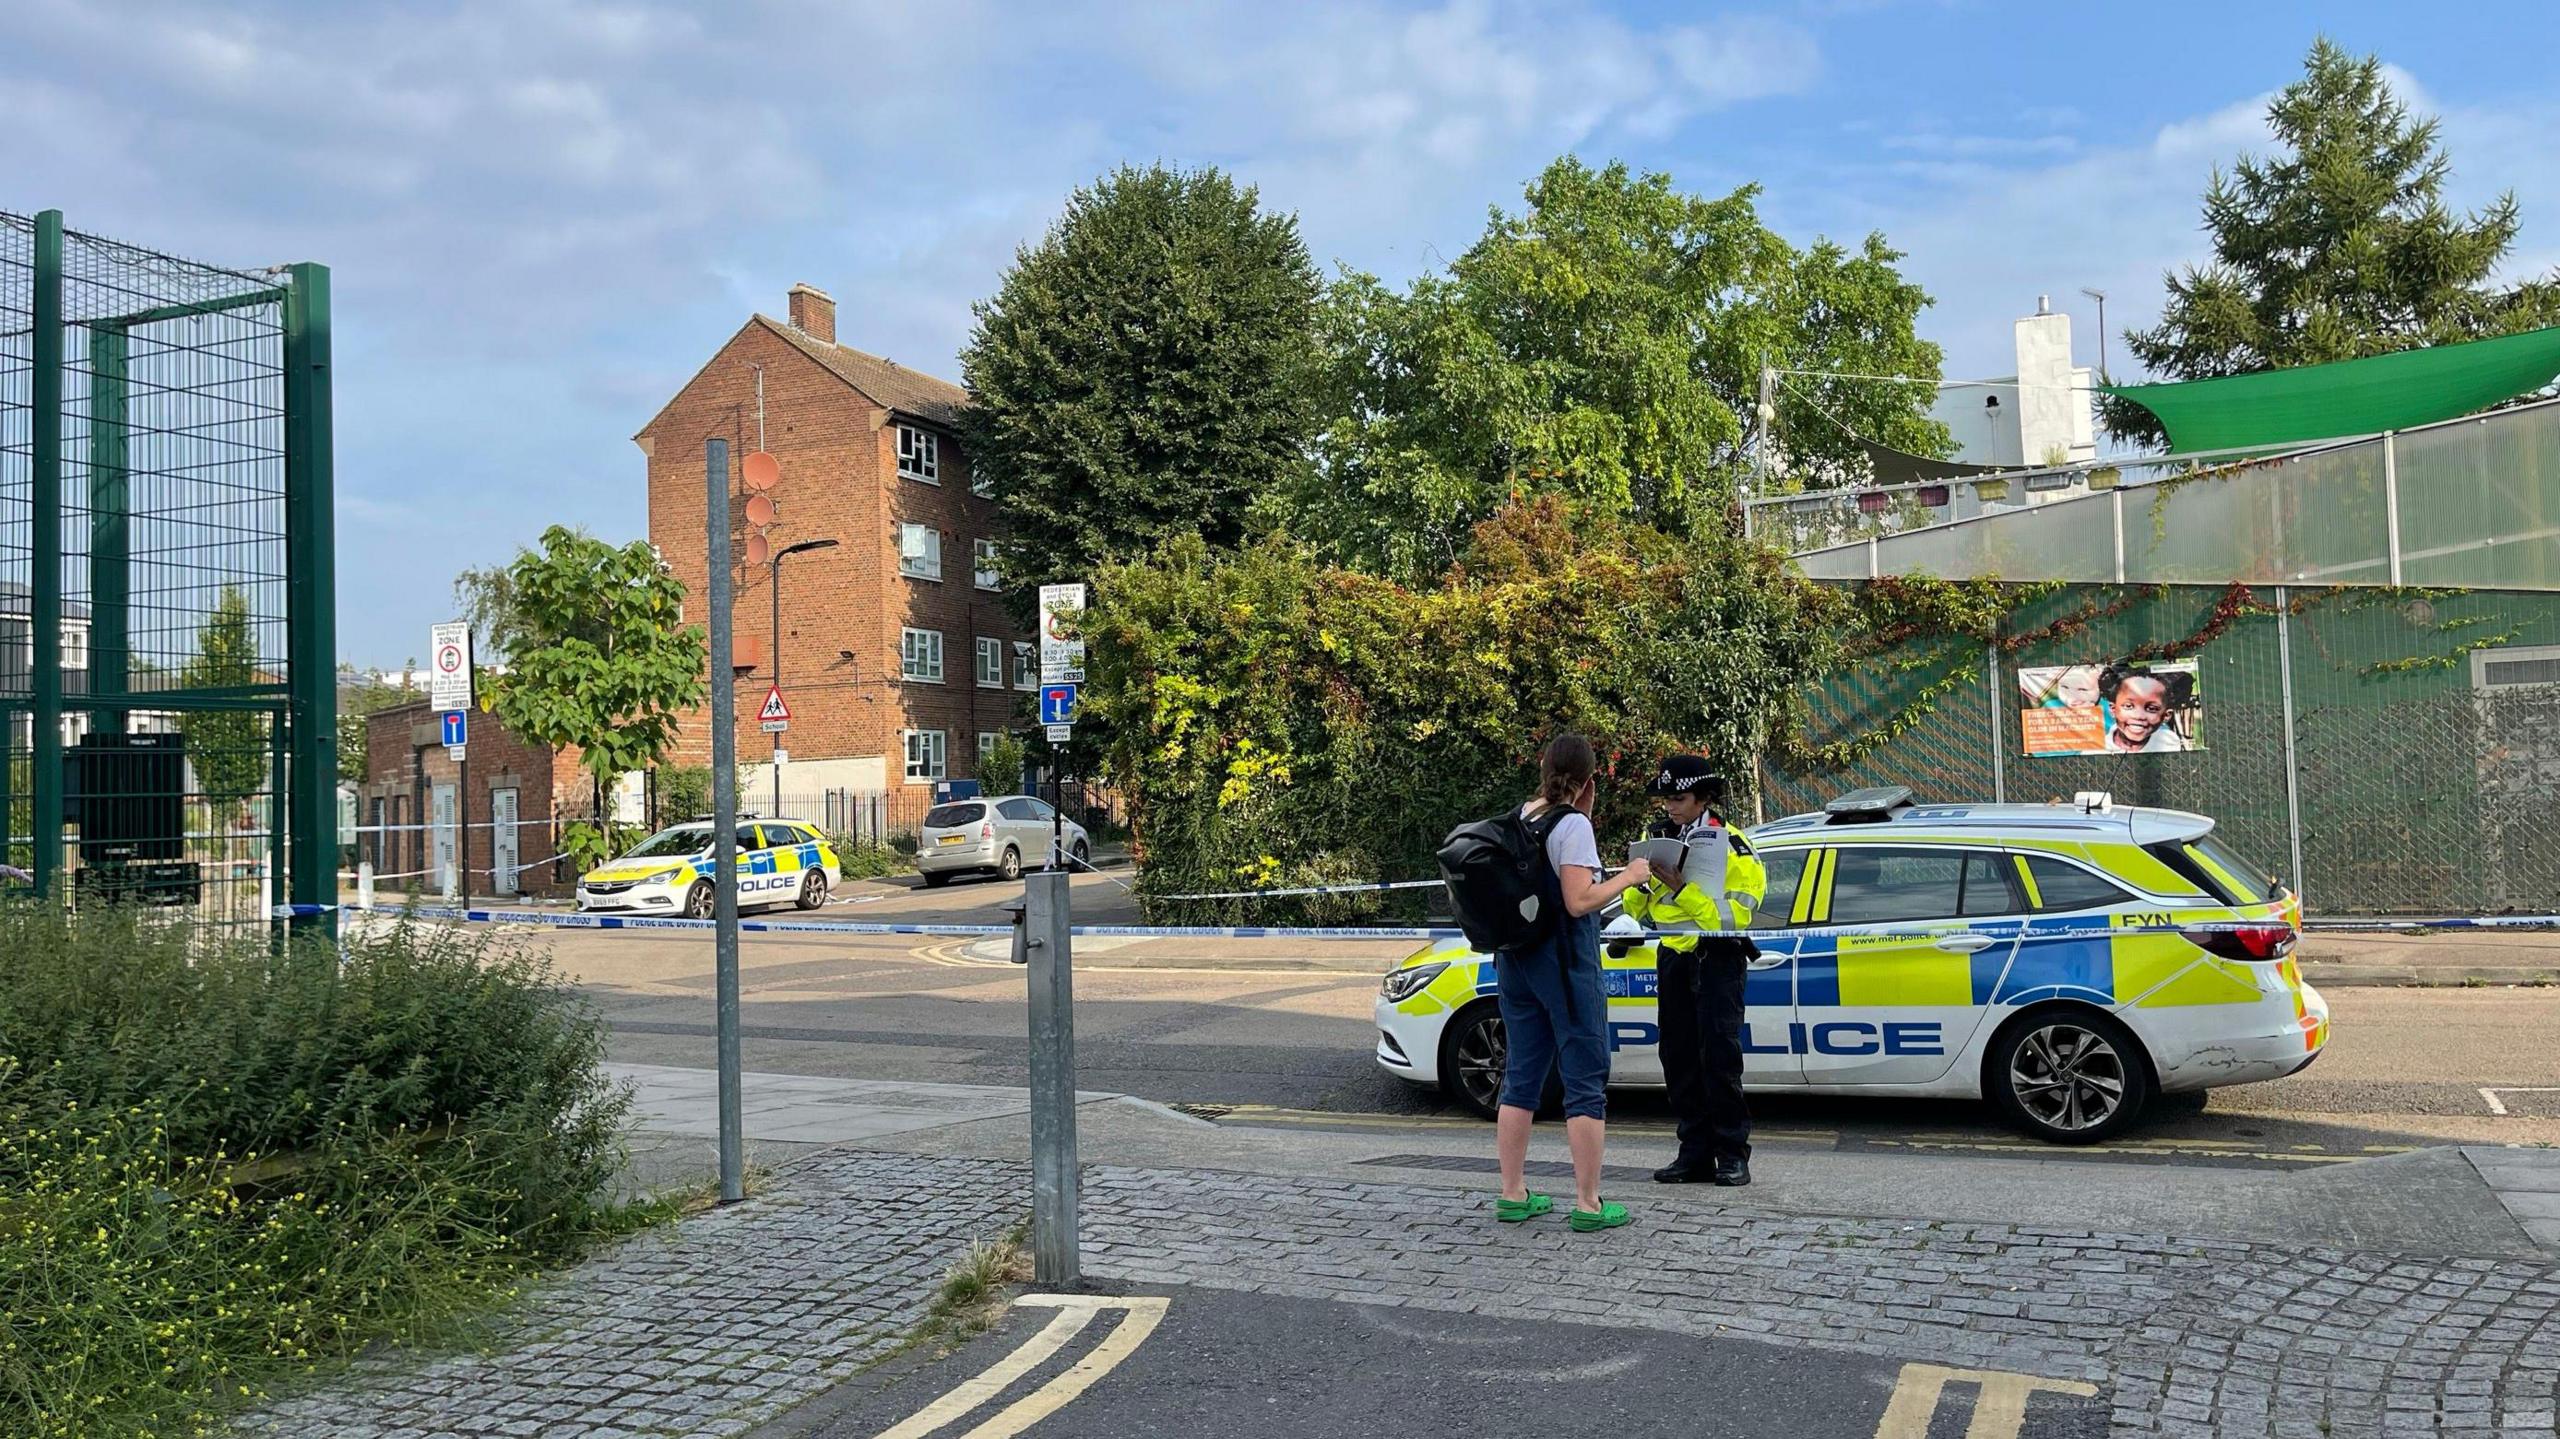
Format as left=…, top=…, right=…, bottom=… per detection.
left=771, top=538, right=839, bottom=814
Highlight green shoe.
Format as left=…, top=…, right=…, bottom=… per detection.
left=1494, top=1192, right=1554, bottom=1223
left=1568, top=1200, right=1631, bottom=1232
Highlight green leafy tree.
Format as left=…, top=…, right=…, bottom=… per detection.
left=963, top=163, right=1323, bottom=595
left=2105, top=38, right=2560, bottom=445
left=180, top=587, right=267, bottom=818
left=1289, top=157, right=1948, bottom=578
left=452, top=562, right=529, bottom=660
left=979, top=732, right=1027, bottom=798
left=334, top=662, right=416, bottom=784
left=484, top=527, right=708, bottom=872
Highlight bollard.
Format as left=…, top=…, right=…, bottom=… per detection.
left=1023, top=868, right=1079, bottom=1284
left=358, top=860, right=375, bottom=911
left=1004, top=898, right=1029, bottom=964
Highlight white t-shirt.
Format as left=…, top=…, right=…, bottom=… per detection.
left=1523, top=803, right=1602, bottom=877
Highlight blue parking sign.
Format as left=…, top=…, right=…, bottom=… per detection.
left=440, top=710, right=467, bottom=747
left=1039, top=683, right=1078, bottom=726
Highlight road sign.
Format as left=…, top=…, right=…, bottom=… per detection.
left=1038, top=583, right=1086, bottom=684
left=1039, top=682, right=1078, bottom=727
left=1045, top=724, right=1073, bottom=743
left=772, top=748, right=789, bottom=765
left=429, top=621, right=474, bottom=713
left=445, top=745, right=465, bottom=762
left=758, top=686, right=790, bottom=733
left=440, top=710, right=467, bottom=747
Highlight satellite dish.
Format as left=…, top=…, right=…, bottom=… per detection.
left=745, top=533, right=771, bottom=566
left=742, top=451, right=780, bottom=492
left=744, top=493, right=777, bottom=527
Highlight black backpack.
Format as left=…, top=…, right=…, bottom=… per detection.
left=1436, top=805, right=1570, bottom=955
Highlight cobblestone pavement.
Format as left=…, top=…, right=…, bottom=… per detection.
left=238, top=1149, right=2560, bottom=1438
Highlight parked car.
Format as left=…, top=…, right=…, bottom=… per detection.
left=917, top=795, right=1092, bottom=886
left=576, top=817, right=838, bottom=917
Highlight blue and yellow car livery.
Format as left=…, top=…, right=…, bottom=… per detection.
left=1375, top=794, right=2326, bottom=1143
left=577, top=819, right=841, bottom=917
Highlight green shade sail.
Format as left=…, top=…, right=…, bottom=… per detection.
left=2103, top=325, right=2560, bottom=453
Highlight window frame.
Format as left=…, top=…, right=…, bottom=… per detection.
left=903, top=729, right=948, bottom=783
left=977, top=730, right=1002, bottom=764
left=2471, top=642, right=2560, bottom=694
left=900, top=626, right=945, bottom=684
left=973, top=539, right=1001, bottom=590
left=974, top=636, right=1004, bottom=689
left=897, top=522, right=943, bottom=582
left=896, top=424, right=940, bottom=484
left=1818, top=844, right=1976, bottom=927
left=1012, top=640, right=1037, bottom=690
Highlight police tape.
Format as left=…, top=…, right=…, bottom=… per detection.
left=265, top=903, right=2560, bottom=944
left=1153, top=879, right=1446, bottom=900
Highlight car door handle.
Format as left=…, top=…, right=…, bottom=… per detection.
left=1932, top=933, right=1997, bottom=953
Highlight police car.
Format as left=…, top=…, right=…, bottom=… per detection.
left=576, top=816, right=841, bottom=918
left=1374, top=788, right=2328, bottom=1143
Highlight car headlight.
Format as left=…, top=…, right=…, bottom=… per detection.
left=1380, top=961, right=1450, bottom=1003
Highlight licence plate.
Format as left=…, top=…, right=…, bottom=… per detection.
left=937, top=835, right=965, bottom=846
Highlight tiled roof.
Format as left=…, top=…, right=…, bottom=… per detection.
left=756, top=317, right=973, bottom=430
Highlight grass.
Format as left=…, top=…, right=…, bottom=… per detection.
left=906, top=1227, right=1033, bottom=1355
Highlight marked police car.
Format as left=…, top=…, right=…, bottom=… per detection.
left=576, top=816, right=841, bottom=918
left=1375, top=788, right=2328, bottom=1143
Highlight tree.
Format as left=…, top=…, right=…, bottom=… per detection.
left=180, top=587, right=267, bottom=818
left=979, top=732, right=1026, bottom=798
left=963, top=163, right=1323, bottom=595
left=1286, top=158, right=1948, bottom=578
left=335, top=662, right=416, bottom=784
left=484, top=527, right=708, bottom=871
left=452, top=562, right=529, bottom=660
left=2104, top=38, right=2560, bottom=445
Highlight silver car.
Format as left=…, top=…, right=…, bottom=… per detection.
left=917, top=796, right=1092, bottom=886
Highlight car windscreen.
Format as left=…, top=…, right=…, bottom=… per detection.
left=622, top=826, right=711, bottom=859
left=923, top=803, right=985, bottom=829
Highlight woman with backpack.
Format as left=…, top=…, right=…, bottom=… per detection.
left=1495, top=734, right=1651, bottom=1231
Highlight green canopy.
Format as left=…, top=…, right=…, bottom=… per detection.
left=2102, top=325, right=2560, bottom=453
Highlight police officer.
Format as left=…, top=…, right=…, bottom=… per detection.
left=1625, top=755, right=1767, bottom=1186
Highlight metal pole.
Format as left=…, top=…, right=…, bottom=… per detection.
left=2272, top=585, right=2307, bottom=904
left=1024, top=867, right=1079, bottom=1283
left=706, top=437, right=745, bottom=1204
left=282, top=263, right=337, bottom=935
left=1985, top=641, right=2006, bottom=804
left=771, top=552, right=782, bottom=816
left=456, top=750, right=470, bottom=910
left=30, top=211, right=63, bottom=900
left=2382, top=431, right=2402, bottom=586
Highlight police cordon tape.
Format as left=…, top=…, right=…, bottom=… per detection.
left=265, top=903, right=2560, bottom=944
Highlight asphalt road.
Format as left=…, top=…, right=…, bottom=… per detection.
left=749, top=1287, right=2106, bottom=1439
left=538, top=871, right=2560, bottom=1157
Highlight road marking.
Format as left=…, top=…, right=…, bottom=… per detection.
left=2480, top=1087, right=2560, bottom=1116
left=1873, top=1362, right=2098, bottom=1439
left=871, top=1294, right=1167, bottom=1439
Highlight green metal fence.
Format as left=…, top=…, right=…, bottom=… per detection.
left=1, top=208, right=334, bottom=934
left=1757, top=583, right=2560, bottom=915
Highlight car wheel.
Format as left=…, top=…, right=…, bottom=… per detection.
left=921, top=871, right=953, bottom=889
left=1438, top=1001, right=1508, bottom=1120
left=797, top=869, right=829, bottom=910
left=683, top=882, right=714, bottom=920
left=1070, top=840, right=1090, bottom=869
left=1986, top=1008, right=2153, bottom=1145
left=998, top=847, right=1023, bottom=882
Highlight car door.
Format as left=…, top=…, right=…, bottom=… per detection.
left=996, top=797, right=1044, bottom=863
left=1794, top=844, right=2021, bottom=1086
left=1609, top=844, right=1812, bottom=1088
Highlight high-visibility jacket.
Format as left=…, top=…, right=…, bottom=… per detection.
left=1624, top=822, right=1767, bottom=954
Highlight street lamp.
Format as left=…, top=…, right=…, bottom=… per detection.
left=771, top=538, right=839, bottom=814
left=2079, top=287, right=2109, bottom=381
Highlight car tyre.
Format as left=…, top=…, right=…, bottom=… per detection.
left=1439, top=1000, right=1508, bottom=1120
left=1985, top=1007, right=2153, bottom=1145
left=1070, top=839, right=1090, bottom=870
left=683, top=881, right=714, bottom=920
left=797, top=870, right=829, bottom=911
left=998, top=846, right=1023, bottom=882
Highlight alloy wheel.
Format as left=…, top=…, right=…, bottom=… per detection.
left=2006, top=1022, right=2128, bottom=1133
left=1451, top=1010, right=1508, bottom=1116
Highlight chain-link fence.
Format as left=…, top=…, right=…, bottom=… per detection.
left=1, top=209, right=333, bottom=933
left=1758, top=583, right=2560, bottom=915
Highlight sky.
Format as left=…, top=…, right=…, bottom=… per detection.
left=9, top=0, right=2560, bottom=667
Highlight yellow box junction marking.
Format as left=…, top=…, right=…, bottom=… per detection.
left=1873, top=1362, right=2098, bottom=1439
left=873, top=1294, right=1168, bottom=1439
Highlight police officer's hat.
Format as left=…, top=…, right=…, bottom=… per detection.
left=1645, top=754, right=1725, bottom=803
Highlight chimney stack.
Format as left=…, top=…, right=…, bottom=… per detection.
left=787, top=283, right=836, bottom=344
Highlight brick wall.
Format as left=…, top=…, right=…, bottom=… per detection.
left=639, top=312, right=1030, bottom=828
left=358, top=700, right=572, bottom=897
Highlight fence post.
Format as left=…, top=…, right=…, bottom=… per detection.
left=2272, top=585, right=2308, bottom=904
left=1024, top=867, right=1080, bottom=1284
left=2383, top=431, right=2402, bottom=586
left=282, top=262, right=337, bottom=938
left=29, top=211, right=63, bottom=900
left=1985, top=641, right=2006, bottom=804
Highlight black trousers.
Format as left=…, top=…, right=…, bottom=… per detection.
left=1658, top=940, right=1751, bottom=1164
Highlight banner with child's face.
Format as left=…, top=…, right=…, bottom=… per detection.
left=2017, top=660, right=2202, bottom=756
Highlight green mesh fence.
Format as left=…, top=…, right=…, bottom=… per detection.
left=1759, top=583, right=2560, bottom=915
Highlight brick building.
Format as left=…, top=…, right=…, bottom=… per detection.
left=636, top=285, right=1031, bottom=827
left=356, top=699, right=577, bottom=898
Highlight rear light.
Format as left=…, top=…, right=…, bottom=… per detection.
left=2182, top=921, right=2294, bottom=962
left=981, top=823, right=994, bottom=839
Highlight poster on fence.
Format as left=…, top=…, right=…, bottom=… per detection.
left=2016, top=660, right=2201, bottom=756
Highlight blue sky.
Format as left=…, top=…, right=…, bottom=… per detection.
left=8, top=0, right=2559, bottom=667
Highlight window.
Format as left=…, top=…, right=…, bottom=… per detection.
left=1747, top=848, right=1811, bottom=929
left=60, top=624, right=87, bottom=671
left=1013, top=641, right=1037, bottom=690
left=975, top=637, right=1003, bottom=688
left=898, top=523, right=942, bottom=581
left=2472, top=643, right=2560, bottom=692
left=924, top=802, right=985, bottom=828
left=974, top=539, right=1001, bottom=590
left=897, top=424, right=939, bottom=483
left=1825, top=847, right=1965, bottom=925
left=900, top=627, right=944, bottom=683
left=1958, top=852, right=2021, bottom=917
left=999, top=797, right=1046, bottom=822
left=903, top=729, right=947, bottom=782
left=978, top=731, right=1001, bottom=763
left=2019, top=855, right=2129, bottom=913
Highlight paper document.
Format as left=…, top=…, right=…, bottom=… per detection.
left=1627, top=833, right=1728, bottom=895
